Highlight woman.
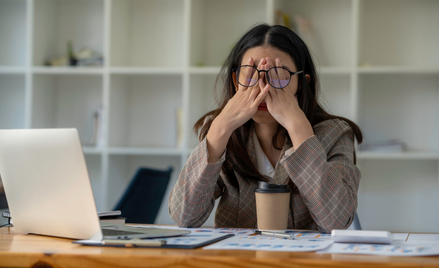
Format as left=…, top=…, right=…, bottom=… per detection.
left=169, top=24, right=363, bottom=233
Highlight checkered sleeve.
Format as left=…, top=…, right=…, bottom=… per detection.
left=281, top=120, right=361, bottom=233
left=168, top=137, right=226, bottom=227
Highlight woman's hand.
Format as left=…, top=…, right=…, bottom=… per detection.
left=216, top=57, right=270, bottom=133
left=262, top=57, right=314, bottom=148
left=205, top=57, right=269, bottom=163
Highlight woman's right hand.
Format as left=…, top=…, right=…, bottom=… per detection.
left=205, top=57, right=269, bottom=163
left=215, top=57, right=270, bottom=133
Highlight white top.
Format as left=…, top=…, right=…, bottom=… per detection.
left=253, top=130, right=299, bottom=179
left=253, top=130, right=277, bottom=178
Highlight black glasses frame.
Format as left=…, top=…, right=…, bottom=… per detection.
left=232, top=65, right=304, bottom=89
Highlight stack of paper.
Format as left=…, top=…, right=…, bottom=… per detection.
left=98, top=225, right=439, bottom=256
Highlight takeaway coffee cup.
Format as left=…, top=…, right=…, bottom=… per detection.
left=255, top=181, right=291, bottom=232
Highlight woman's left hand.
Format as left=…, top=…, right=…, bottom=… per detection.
left=261, top=57, right=314, bottom=148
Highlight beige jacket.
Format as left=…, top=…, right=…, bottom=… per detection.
left=169, top=119, right=361, bottom=233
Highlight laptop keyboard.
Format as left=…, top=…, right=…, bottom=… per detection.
left=102, top=228, right=146, bottom=236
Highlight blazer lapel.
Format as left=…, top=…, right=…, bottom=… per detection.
left=247, top=128, right=258, bottom=170
left=271, top=142, right=293, bottom=185
left=274, top=142, right=296, bottom=229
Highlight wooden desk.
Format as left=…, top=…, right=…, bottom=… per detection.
left=2, top=227, right=439, bottom=268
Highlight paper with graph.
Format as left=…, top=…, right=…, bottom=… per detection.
left=318, top=241, right=439, bottom=256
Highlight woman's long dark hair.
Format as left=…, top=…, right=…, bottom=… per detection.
left=194, top=24, right=363, bottom=188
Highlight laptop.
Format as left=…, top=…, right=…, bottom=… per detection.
left=0, top=128, right=189, bottom=240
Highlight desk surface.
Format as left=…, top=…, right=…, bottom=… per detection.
left=1, top=227, right=439, bottom=268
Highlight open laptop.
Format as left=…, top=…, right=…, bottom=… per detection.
left=0, top=128, right=189, bottom=240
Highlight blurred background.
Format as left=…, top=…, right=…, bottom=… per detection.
left=0, top=0, right=438, bottom=232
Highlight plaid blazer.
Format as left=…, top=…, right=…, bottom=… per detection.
left=169, top=119, right=361, bottom=233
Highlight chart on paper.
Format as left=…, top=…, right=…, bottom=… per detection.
left=318, top=242, right=439, bottom=256
left=203, top=235, right=333, bottom=252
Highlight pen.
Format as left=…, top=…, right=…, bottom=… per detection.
left=103, top=239, right=167, bottom=247
left=255, top=231, right=295, bottom=240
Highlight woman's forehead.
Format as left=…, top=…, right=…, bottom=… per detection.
left=241, top=46, right=296, bottom=68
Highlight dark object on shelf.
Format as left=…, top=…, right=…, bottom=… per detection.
left=69, top=57, right=78, bottom=66
left=46, top=46, right=103, bottom=66
left=113, top=167, right=173, bottom=224
left=360, top=139, right=405, bottom=153
left=68, top=41, right=78, bottom=66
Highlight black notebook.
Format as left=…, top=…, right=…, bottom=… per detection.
left=74, top=233, right=234, bottom=249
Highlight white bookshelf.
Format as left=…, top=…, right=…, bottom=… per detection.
left=0, top=0, right=438, bottom=231
left=0, top=0, right=28, bottom=67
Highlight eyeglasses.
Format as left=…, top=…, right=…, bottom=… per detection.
left=233, top=65, right=303, bottom=89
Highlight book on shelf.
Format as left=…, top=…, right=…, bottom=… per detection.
left=293, top=15, right=327, bottom=66
left=360, top=140, right=406, bottom=153
left=275, top=9, right=292, bottom=29
left=47, top=43, right=103, bottom=67
left=85, top=105, right=104, bottom=147
left=275, top=10, right=327, bottom=66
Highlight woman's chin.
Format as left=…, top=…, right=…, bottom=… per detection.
left=252, top=111, right=278, bottom=125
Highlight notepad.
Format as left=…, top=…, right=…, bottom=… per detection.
left=74, top=233, right=234, bottom=249
left=331, top=230, right=393, bottom=244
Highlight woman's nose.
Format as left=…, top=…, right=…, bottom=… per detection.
left=260, top=72, right=268, bottom=84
